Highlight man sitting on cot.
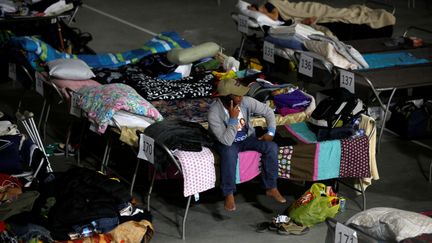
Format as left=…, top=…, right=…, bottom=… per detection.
left=247, top=0, right=395, bottom=30
left=208, top=78, right=286, bottom=211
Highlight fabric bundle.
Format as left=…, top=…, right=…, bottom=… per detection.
left=273, top=89, right=311, bottom=116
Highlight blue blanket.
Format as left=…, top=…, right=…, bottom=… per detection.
left=10, top=32, right=192, bottom=70
left=363, top=52, right=429, bottom=69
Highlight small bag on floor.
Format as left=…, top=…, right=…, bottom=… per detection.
left=287, top=183, right=340, bottom=227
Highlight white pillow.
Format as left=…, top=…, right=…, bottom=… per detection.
left=346, top=207, right=432, bottom=242
left=47, top=58, right=95, bottom=80
left=236, top=0, right=284, bottom=27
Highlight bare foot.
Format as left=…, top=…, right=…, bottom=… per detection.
left=266, top=188, right=286, bottom=203
left=224, top=194, right=236, bottom=211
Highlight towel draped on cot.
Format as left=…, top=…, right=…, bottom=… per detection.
left=363, top=52, right=430, bottom=69
left=276, top=122, right=371, bottom=181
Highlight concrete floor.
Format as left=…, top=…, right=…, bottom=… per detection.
left=1, top=0, right=432, bottom=242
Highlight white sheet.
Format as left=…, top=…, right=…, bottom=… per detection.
left=111, top=110, right=155, bottom=129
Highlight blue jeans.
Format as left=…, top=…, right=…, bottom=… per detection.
left=214, top=136, right=279, bottom=196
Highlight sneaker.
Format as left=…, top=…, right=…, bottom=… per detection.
left=46, top=143, right=76, bottom=156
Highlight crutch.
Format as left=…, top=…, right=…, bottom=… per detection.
left=16, top=111, right=53, bottom=173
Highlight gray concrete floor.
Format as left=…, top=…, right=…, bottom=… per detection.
left=1, top=0, right=432, bottom=242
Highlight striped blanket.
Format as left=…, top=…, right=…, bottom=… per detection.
left=277, top=122, right=370, bottom=181
left=9, top=32, right=192, bottom=70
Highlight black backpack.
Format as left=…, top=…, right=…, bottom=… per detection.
left=387, top=100, right=432, bottom=139
left=308, top=88, right=365, bottom=140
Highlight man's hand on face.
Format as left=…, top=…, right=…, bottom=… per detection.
left=229, top=100, right=240, bottom=119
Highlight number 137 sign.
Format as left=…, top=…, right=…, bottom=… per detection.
left=339, top=70, right=355, bottom=94
left=138, top=133, right=155, bottom=164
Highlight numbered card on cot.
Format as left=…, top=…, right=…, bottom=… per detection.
left=263, top=41, right=275, bottom=63
left=238, top=15, right=249, bottom=34
left=299, top=53, right=313, bottom=77
left=335, top=222, right=358, bottom=243
left=138, top=133, right=155, bottom=164
left=339, top=70, right=355, bottom=94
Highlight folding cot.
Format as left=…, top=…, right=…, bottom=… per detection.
left=5, top=31, right=194, bottom=151
left=325, top=208, right=432, bottom=243
left=133, top=111, right=376, bottom=240
left=0, top=0, right=84, bottom=52
left=325, top=217, right=382, bottom=243
left=334, top=27, right=432, bottom=150
left=231, top=0, right=395, bottom=67
left=262, top=26, right=432, bottom=151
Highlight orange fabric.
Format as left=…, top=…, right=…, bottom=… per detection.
left=57, top=220, right=154, bottom=243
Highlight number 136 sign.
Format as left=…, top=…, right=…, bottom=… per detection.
left=138, top=133, right=155, bottom=164
left=299, top=53, right=313, bottom=77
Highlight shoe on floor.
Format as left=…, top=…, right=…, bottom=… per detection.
left=277, top=220, right=310, bottom=235
left=224, top=194, right=236, bottom=211
left=256, top=221, right=270, bottom=233
left=266, top=188, right=286, bottom=203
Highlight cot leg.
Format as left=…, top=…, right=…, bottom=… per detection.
left=42, top=104, right=51, bottom=141
left=237, top=34, right=246, bottom=60
left=67, top=6, right=80, bottom=25
left=358, top=178, right=366, bottom=211
left=130, top=158, right=141, bottom=196
left=76, top=120, right=87, bottom=166
left=147, top=168, right=156, bottom=212
left=429, top=161, right=432, bottom=183
left=37, top=99, right=46, bottom=132
left=101, top=132, right=112, bottom=173
left=377, top=88, right=397, bottom=153
left=182, top=196, right=192, bottom=240
left=65, top=121, right=72, bottom=158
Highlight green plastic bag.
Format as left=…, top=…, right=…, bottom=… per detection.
left=288, top=183, right=340, bottom=227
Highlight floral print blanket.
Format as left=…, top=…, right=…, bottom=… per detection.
left=78, top=83, right=163, bottom=133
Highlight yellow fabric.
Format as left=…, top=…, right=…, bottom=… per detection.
left=110, top=220, right=155, bottom=243
left=62, top=220, right=155, bottom=243
left=116, top=107, right=308, bottom=145
left=268, top=0, right=395, bottom=29
left=356, top=114, right=379, bottom=191
left=201, top=113, right=307, bottom=130
left=211, top=70, right=237, bottom=80
left=252, top=112, right=308, bottom=127
left=118, top=127, right=144, bottom=147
